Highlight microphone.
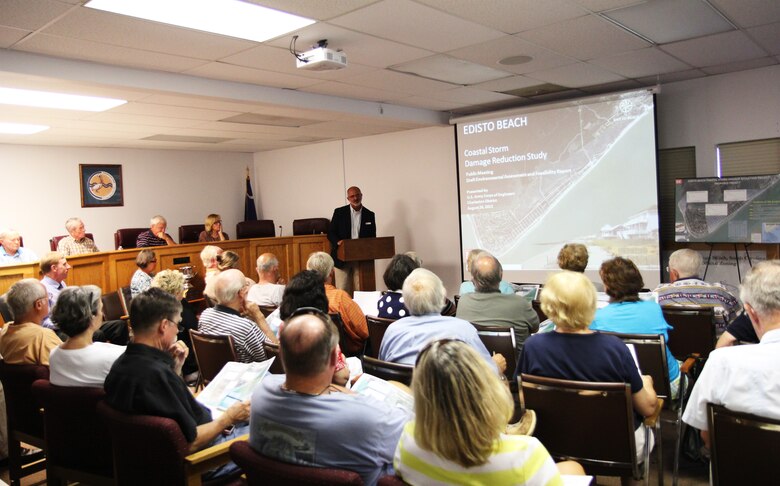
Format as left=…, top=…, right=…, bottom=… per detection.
left=278, top=225, right=283, bottom=237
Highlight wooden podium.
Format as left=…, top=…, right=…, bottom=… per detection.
left=337, top=236, right=395, bottom=291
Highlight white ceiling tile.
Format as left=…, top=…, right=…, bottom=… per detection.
left=526, top=62, right=626, bottom=88
left=0, top=0, right=73, bottom=31
left=329, top=0, right=504, bottom=52
left=429, top=87, right=518, bottom=105
left=415, top=0, right=587, bottom=34
left=603, top=0, right=734, bottom=44
left=747, top=22, right=780, bottom=55
left=517, top=14, right=650, bottom=61
left=580, top=78, right=644, bottom=94
left=471, top=75, right=542, bottom=92
left=17, top=34, right=208, bottom=73
left=81, top=112, right=201, bottom=128
left=636, top=68, right=706, bottom=85
left=266, top=23, right=435, bottom=68
left=0, top=26, right=30, bottom=48
left=339, top=69, right=456, bottom=96
left=300, top=81, right=399, bottom=102
left=573, top=0, right=647, bottom=13
left=391, top=55, right=511, bottom=85
left=709, top=0, right=780, bottom=28
left=447, top=36, right=576, bottom=75
left=42, top=8, right=255, bottom=60
left=110, top=102, right=241, bottom=121
left=700, top=56, right=778, bottom=75
left=184, top=62, right=320, bottom=89
left=661, top=30, right=767, bottom=67
left=247, top=0, right=380, bottom=22
left=589, top=47, right=691, bottom=78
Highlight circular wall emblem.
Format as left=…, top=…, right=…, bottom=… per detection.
left=87, top=171, right=117, bottom=200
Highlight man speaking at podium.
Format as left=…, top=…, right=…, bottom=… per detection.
left=328, top=186, right=376, bottom=294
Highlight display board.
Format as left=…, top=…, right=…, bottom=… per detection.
left=455, top=90, right=660, bottom=287
left=675, top=174, right=780, bottom=243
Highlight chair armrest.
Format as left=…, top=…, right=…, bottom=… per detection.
left=184, top=433, right=248, bottom=486
left=644, top=398, right=664, bottom=427
left=680, top=354, right=700, bottom=375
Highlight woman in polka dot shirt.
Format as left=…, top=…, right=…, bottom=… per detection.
left=377, top=254, right=419, bottom=319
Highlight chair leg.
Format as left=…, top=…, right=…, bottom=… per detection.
left=655, top=421, right=664, bottom=486
left=8, top=437, right=21, bottom=486
left=643, top=426, right=650, bottom=486
left=672, top=374, right=687, bottom=486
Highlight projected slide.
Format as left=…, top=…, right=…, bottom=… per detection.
left=457, top=90, right=660, bottom=286
left=675, top=175, right=780, bottom=243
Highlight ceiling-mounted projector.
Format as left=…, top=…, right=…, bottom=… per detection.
left=296, top=46, right=347, bottom=71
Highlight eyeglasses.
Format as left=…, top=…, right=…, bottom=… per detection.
left=415, top=338, right=463, bottom=366
left=166, top=317, right=184, bottom=333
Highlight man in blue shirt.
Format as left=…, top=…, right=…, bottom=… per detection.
left=0, top=229, right=38, bottom=265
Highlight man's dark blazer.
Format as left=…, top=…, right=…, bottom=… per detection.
left=328, top=204, right=376, bottom=268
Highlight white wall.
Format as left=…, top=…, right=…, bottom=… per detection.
left=254, top=126, right=462, bottom=294
left=656, top=64, right=780, bottom=176
left=0, top=144, right=253, bottom=258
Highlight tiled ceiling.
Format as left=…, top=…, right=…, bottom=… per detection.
left=0, top=0, right=777, bottom=152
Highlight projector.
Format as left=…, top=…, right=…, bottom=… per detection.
left=296, top=47, right=347, bottom=71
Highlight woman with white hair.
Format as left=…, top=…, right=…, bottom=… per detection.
left=49, top=285, right=125, bottom=387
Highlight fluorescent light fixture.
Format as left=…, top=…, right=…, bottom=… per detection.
left=0, top=87, right=126, bottom=112
left=0, top=123, right=50, bottom=135
left=86, top=0, right=315, bottom=43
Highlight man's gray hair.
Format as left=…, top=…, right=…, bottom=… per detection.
left=669, top=249, right=702, bottom=278
left=740, top=260, right=780, bottom=316
left=64, top=217, right=83, bottom=232
left=257, top=253, right=279, bottom=273
left=0, top=229, right=18, bottom=242
left=6, top=278, right=46, bottom=321
left=214, top=269, right=247, bottom=305
left=150, top=215, right=167, bottom=226
left=403, top=268, right=446, bottom=316
left=306, top=252, right=334, bottom=281
left=472, top=252, right=502, bottom=293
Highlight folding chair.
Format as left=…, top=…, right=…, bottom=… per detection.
left=360, top=356, right=413, bottom=386
left=188, top=330, right=238, bottom=390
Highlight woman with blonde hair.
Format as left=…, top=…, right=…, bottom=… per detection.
left=395, top=339, right=580, bottom=484
left=199, top=213, right=228, bottom=242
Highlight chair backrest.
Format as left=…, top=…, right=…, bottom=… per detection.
left=361, top=356, right=414, bottom=386
left=520, top=373, right=638, bottom=478
left=31, top=380, right=113, bottom=477
left=292, top=218, right=330, bottom=235
left=114, top=227, right=147, bottom=249
left=532, top=299, right=548, bottom=322
left=472, top=324, right=517, bottom=381
left=662, top=307, right=716, bottom=359
left=329, top=313, right=363, bottom=357
left=50, top=233, right=96, bottom=251
left=189, top=330, right=238, bottom=384
left=236, top=220, right=275, bottom=239
left=262, top=342, right=285, bottom=374
left=178, top=224, right=203, bottom=244
left=118, top=286, right=133, bottom=316
left=366, top=316, right=395, bottom=359
left=708, top=403, right=780, bottom=486
left=102, top=290, right=126, bottom=321
left=0, top=292, right=13, bottom=323
left=0, top=361, right=49, bottom=440
left=230, top=440, right=363, bottom=486
left=257, top=305, right=277, bottom=317
left=97, top=401, right=189, bottom=486
left=600, top=332, right=671, bottom=400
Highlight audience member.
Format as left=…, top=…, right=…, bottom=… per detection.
left=518, top=270, right=658, bottom=462
left=130, top=249, right=157, bottom=298
left=654, top=248, right=741, bottom=335
left=199, top=213, right=229, bottom=242
left=377, top=254, right=419, bottom=319
left=57, top=217, right=99, bottom=255
left=379, top=268, right=505, bottom=374
left=0, top=278, right=62, bottom=365
left=39, top=251, right=71, bottom=331
left=716, top=311, right=758, bottom=348
left=49, top=285, right=125, bottom=387
left=459, top=248, right=514, bottom=296
left=136, top=215, right=176, bottom=247
left=152, top=270, right=198, bottom=379
left=306, top=251, right=368, bottom=354
left=590, top=257, right=680, bottom=397
left=247, top=253, right=285, bottom=306
left=404, top=251, right=423, bottom=267
left=197, top=269, right=276, bottom=362
left=683, top=260, right=780, bottom=448
left=557, top=243, right=604, bottom=291
left=249, top=311, right=408, bottom=484
left=395, top=339, right=580, bottom=484
left=218, top=250, right=255, bottom=286
left=456, top=252, right=539, bottom=358
left=104, top=288, right=249, bottom=479
left=200, top=245, right=223, bottom=300
left=0, top=229, right=37, bottom=265
left=328, top=185, right=376, bottom=294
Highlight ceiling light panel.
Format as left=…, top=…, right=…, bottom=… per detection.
left=0, top=87, right=126, bottom=111
left=0, top=122, right=49, bottom=134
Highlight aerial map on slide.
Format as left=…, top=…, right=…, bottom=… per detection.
left=459, top=91, right=659, bottom=273
left=675, top=174, right=780, bottom=243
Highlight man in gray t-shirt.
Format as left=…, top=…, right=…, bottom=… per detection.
left=249, top=312, right=409, bottom=484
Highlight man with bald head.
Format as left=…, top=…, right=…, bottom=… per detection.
left=249, top=311, right=408, bottom=484
left=328, top=186, right=376, bottom=294
left=0, top=229, right=38, bottom=265
left=197, top=269, right=276, bottom=362
left=0, top=278, right=62, bottom=365
left=247, top=253, right=285, bottom=306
